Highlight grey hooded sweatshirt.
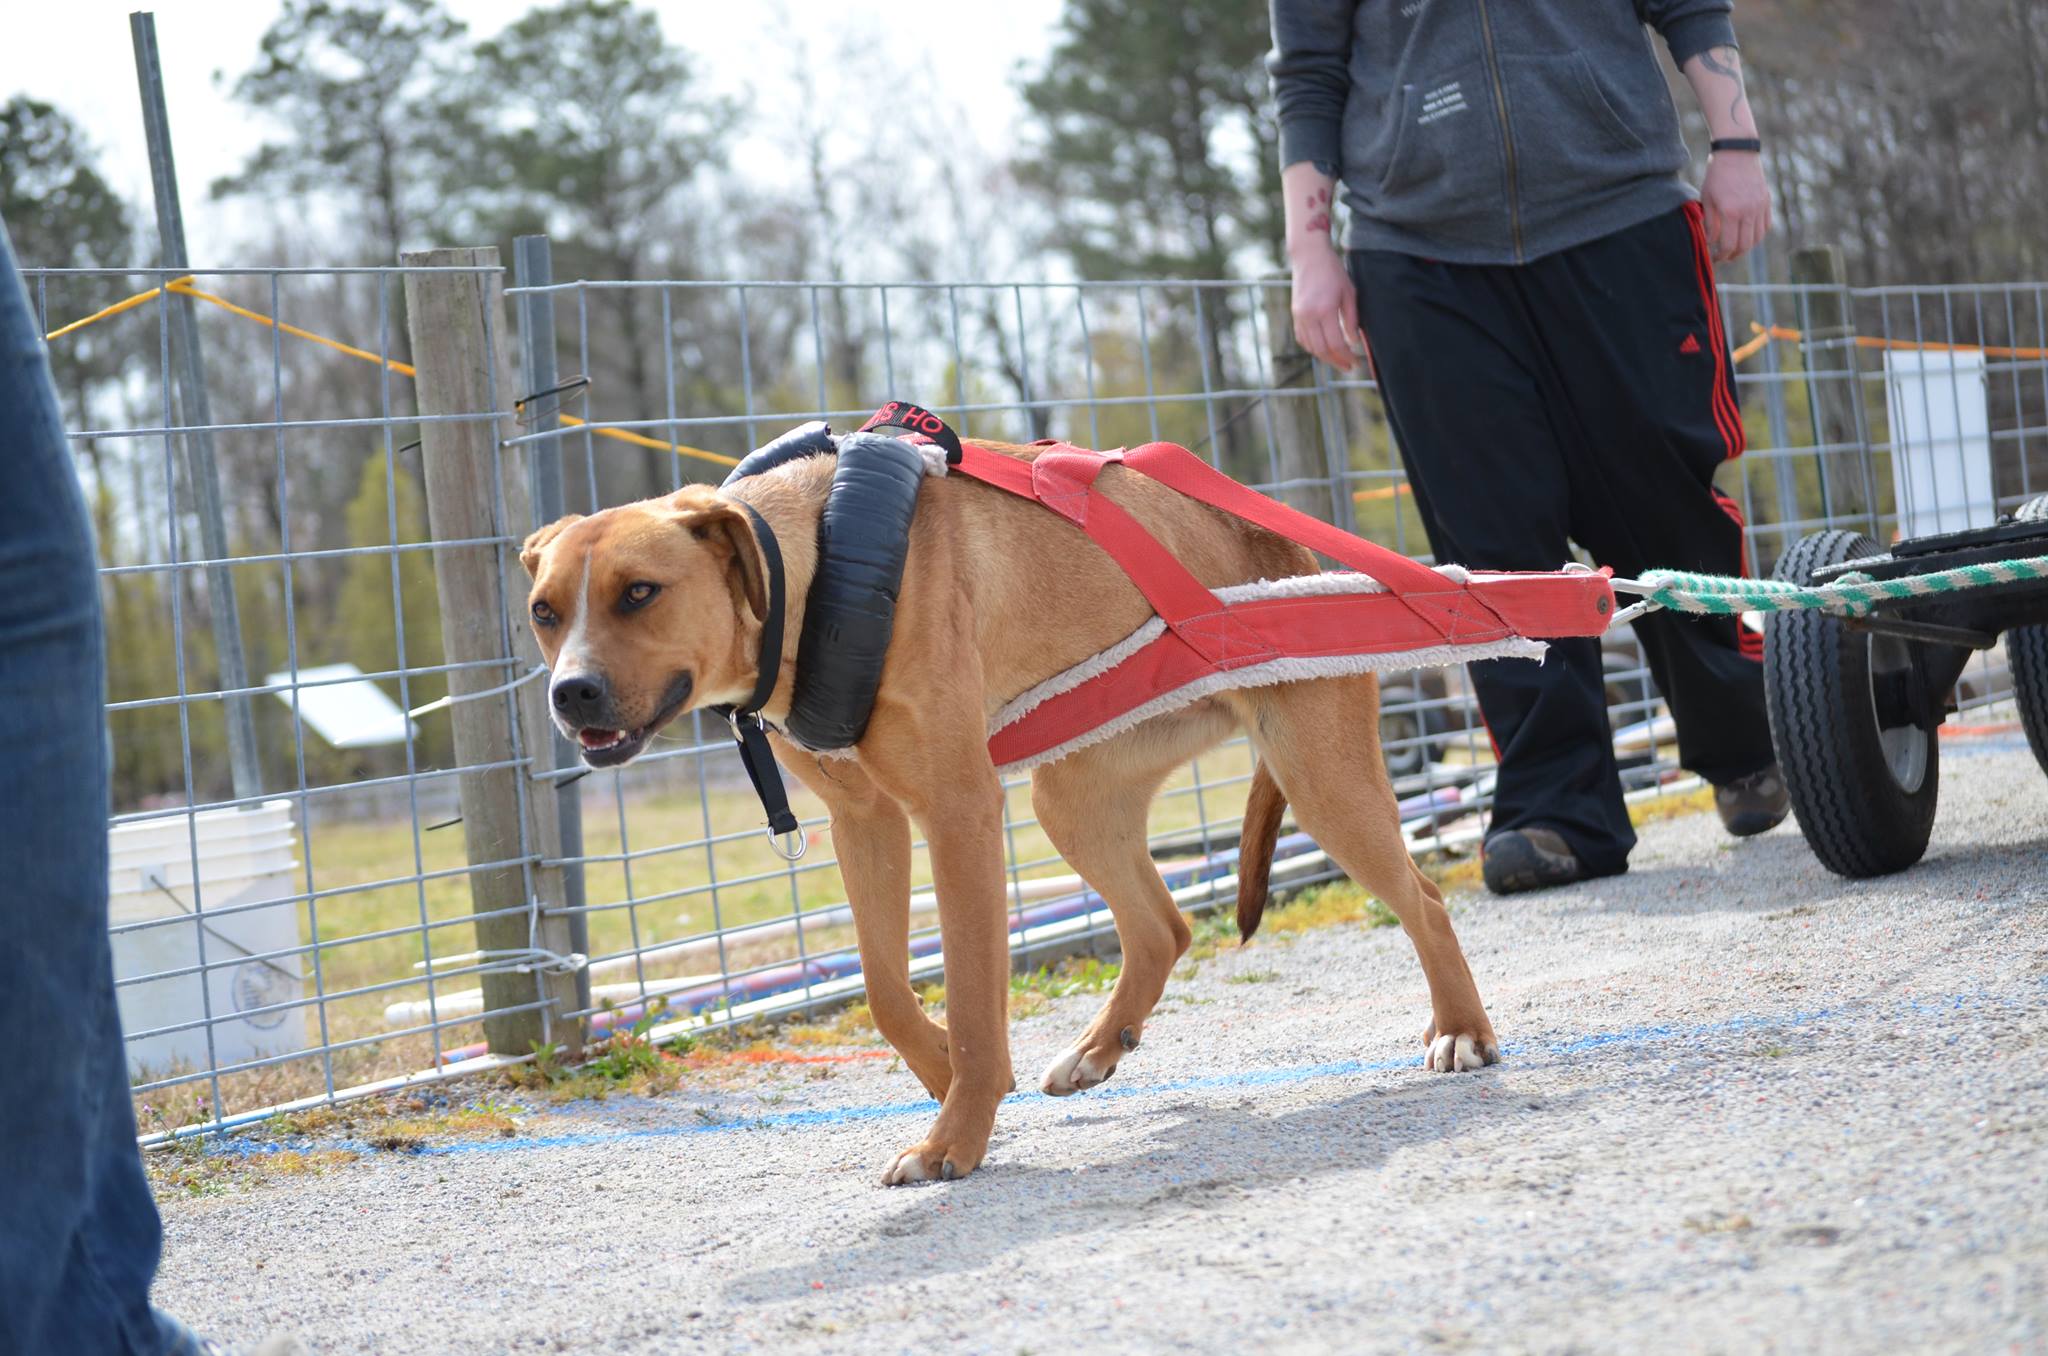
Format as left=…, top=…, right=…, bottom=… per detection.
left=1268, top=0, right=1736, bottom=264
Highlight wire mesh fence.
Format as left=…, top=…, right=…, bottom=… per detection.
left=24, top=244, right=2045, bottom=1144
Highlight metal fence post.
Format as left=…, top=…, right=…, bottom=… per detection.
left=513, top=234, right=590, bottom=1019
left=131, top=11, right=263, bottom=803
left=1792, top=243, right=1880, bottom=531
left=1262, top=280, right=1340, bottom=524
left=402, top=246, right=582, bottom=1058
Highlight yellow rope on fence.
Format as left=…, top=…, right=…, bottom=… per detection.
left=40, top=279, right=171, bottom=341
left=41, top=277, right=738, bottom=469
left=1732, top=321, right=2048, bottom=366
left=171, top=278, right=416, bottom=377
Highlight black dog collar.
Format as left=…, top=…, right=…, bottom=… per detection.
left=711, top=500, right=801, bottom=852
left=714, top=401, right=953, bottom=849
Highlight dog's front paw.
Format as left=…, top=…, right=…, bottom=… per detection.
left=1422, top=1031, right=1499, bottom=1072
left=1039, top=1027, right=1135, bottom=1097
left=881, top=1136, right=985, bottom=1185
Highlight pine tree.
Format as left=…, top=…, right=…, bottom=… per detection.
left=1014, top=0, right=1283, bottom=479
left=213, top=0, right=468, bottom=269
left=442, top=0, right=739, bottom=501
left=1015, top=0, right=1281, bottom=281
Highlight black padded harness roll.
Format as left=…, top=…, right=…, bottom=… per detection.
left=721, top=417, right=933, bottom=752
left=714, top=405, right=952, bottom=848
left=785, top=431, right=928, bottom=749
left=719, top=419, right=835, bottom=490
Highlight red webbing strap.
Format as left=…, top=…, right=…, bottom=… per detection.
left=1119, top=440, right=1526, bottom=640
left=1120, top=441, right=1447, bottom=592
left=988, top=573, right=1614, bottom=768
left=958, top=443, right=1273, bottom=664
left=960, top=439, right=1510, bottom=640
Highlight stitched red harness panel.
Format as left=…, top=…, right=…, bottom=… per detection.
left=951, top=439, right=1614, bottom=770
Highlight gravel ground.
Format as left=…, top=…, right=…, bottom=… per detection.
left=155, top=733, right=2048, bottom=1355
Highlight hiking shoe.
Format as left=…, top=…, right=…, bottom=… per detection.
left=1715, top=763, right=1790, bottom=837
left=1481, top=827, right=1588, bottom=895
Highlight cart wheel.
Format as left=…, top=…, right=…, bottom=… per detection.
left=1764, top=530, right=1939, bottom=876
left=2009, top=494, right=2048, bottom=775
left=1378, top=679, right=1447, bottom=779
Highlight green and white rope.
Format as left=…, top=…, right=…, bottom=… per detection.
left=1609, top=553, right=2048, bottom=623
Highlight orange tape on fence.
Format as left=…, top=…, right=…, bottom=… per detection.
left=41, top=277, right=737, bottom=469
left=1734, top=321, right=2048, bottom=365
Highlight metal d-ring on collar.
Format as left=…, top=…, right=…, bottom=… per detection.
left=711, top=500, right=806, bottom=861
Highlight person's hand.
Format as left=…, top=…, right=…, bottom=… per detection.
left=1289, top=238, right=1364, bottom=373
left=1700, top=150, right=1771, bottom=263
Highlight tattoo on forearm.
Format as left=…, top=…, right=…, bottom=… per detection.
left=1300, top=186, right=1333, bottom=237
left=1698, top=45, right=1748, bottom=125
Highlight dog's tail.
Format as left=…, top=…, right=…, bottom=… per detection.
left=1236, top=759, right=1289, bottom=941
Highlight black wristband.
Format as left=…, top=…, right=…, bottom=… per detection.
left=1710, top=137, right=1762, bottom=153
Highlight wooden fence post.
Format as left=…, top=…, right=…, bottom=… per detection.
left=1262, top=281, right=1341, bottom=523
left=403, top=246, right=582, bottom=1059
left=1790, top=244, right=1879, bottom=527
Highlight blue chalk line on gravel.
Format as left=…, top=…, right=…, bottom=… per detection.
left=397, top=987, right=2023, bottom=1159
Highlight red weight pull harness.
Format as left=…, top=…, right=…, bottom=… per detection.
left=856, top=404, right=1616, bottom=774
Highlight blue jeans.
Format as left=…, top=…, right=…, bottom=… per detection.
left=0, top=223, right=204, bottom=1354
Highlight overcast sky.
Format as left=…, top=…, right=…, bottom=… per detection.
left=1, top=0, right=1064, bottom=259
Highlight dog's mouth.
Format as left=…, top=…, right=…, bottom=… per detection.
left=573, top=724, right=647, bottom=767
left=566, top=674, right=692, bottom=769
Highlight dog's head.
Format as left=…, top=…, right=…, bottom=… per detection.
left=521, top=486, right=771, bottom=768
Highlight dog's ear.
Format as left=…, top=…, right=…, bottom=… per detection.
left=521, top=515, right=583, bottom=578
left=674, top=498, right=769, bottom=623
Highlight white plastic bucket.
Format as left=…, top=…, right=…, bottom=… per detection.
left=108, top=799, right=309, bottom=1082
left=1885, top=349, right=1996, bottom=539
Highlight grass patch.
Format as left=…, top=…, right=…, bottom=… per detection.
left=776, top=1003, right=884, bottom=1047
left=147, top=1137, right=362, bottom=1198
left=1631, top=786, right=1716, bottom=828
left=1013, top=956, right=1120, bottom=999
left=1259, top=882, right=1399, bottom=936
left=1425, top=855, right=1486, bottom=895
left=1177, top=880, right=1398, bottom=978
left=1225, top=970, right=1280, bottom=985
left=1182, top=910, right=1242, bottom=965
left=1010, top=955, right=1121, bottom=1017
left=505, top=1002, right=699, bottom=1102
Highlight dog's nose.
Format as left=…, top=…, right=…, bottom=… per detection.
left=551, top=672, right=610, bottom=724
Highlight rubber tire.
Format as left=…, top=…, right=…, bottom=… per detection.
left=1378, top=682, right=1432, bottom=780
left=1764, top=530, right=1939, bottom=877
left=2008, top=494, right=2048, bottom=776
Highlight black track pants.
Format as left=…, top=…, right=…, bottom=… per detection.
left=1351, top=204, right=1775, bottom=875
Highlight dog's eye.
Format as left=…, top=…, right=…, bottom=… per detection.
left=622, top=581, right=661, bottom=610
left=530, top=600, right=558, bottom=626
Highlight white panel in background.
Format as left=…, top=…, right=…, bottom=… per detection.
left=1885, top=349, right=1996, bottom=539
left=265, top=661, right=416, bottom=749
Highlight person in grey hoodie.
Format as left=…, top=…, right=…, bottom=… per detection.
left=1269, top=0, right=1789, bottom=894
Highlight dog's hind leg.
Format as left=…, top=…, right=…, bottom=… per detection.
left=1232, top=677, right=1500, bottom=1072
left=1030, top=703, right=1236, bottom=1095
left=776, top=746, right=953, bottom=1100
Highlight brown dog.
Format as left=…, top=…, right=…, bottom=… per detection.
left=520, top=441, right=1500, bottom=1183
